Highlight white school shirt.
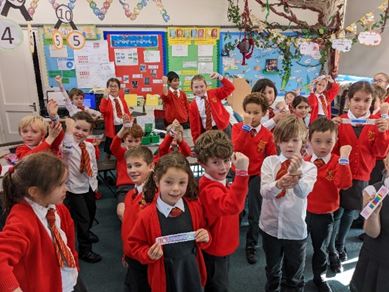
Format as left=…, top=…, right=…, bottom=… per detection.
left=260, top=109, right=276, bottom=131
left=61, top=90, right=102, bottom=117
left=195, top=95, right=216, bottom=129
left=157, top=196, right=185, bottom=218
left=61, top=134, right=98, bottom=194
left=169, top=87, right=180, bottom=97
left=311, top=153, right=331, bottom=164
left=259, top=154, right=317, bottom=240
left=25, top=197, right=77, bottom=292
left=109, top=95, right=125, bottom=125
left=315, top=92, right=326, bottom=116
left=250, top=124, right=262, bottom=137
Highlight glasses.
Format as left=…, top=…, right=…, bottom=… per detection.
left=373, top=79, right=387, bottom=84
left=109, top=85, right=119, bottom=89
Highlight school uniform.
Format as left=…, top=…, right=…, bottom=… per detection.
left=232, top=122, right=277, bottom=249
left=260, top=107, right=277, bottom=131
left=188, top=78, right=235, bottom=143
left=61, top=90, right=102, bottom=118
left=350, top=180, right=389, bottom=292
left=16, top=130, right=64, bottom=160
left=304, top=153, right=352, bottom=283
left=199, top=173, right=248, bottom=291
left=0, top=200, right=80, bottom=292
left=260, top=154, right=317, bottom=292
left=308, top=82, right=340, bottom=124
left=154, top=134, right=192, bottom=162
left=61, top=134, right=98, bottom=255
left=110, top=135, right=134, bottom=202
left=99, top=95, right=131, bottom=154
left=128, top=197, right=211, bottom=292
left=161, top=87, right=190, bottom=124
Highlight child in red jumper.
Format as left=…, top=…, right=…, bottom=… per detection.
left=161, top=71, right=190, bottom=128
left=155, top=119, right=191, bottom=163
left=329, top=81, right=389, bottom=272
left=110, top=113, right=144, bottom=220
left=308, top=75, right=340, bottom=124
left=194, top=130, right=249, bottom=291
left=232, top=92, right=277, bottom=264
left=128, top=153, right=211, bottom=292
left=99, top=78, right=132, bottom=159
left=121, top=146, right=155, bottom=292
left=304, top=118, right=353, bottom=291
left=0, top=152, right=86, bottom=292
left=189, top=72, right=235, bottom=143
left=16, top=99, right=63, bottom=160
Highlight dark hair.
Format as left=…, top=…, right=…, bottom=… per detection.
left=1, top=153, right=66, bottom=213
left=124, top=145, right=154, bottom=164
left=251, top=78, right=278, bottom=100
left=285, top=91, right=297, bottom=100
left=143, top=153, right=198, bottom=204
left=194, top=130, right=233, bottom=164
left=72, top=111, right=95, bottom=130
left=273, top=115, right=307, bottom=143
left=69, top=88, right=84, bottom=100
left=292, top=95, right=309, bottom=109
left=308, top=118, right=338, bottom=140
left=339, top=81, right=374, bottom=115
left=106, top=78, right=120, bottom=89
left=242, top=92, right=269, bottom=113
left=123, top=123, right=144, bottom=140
left=167, top=71, right=179, bottom=83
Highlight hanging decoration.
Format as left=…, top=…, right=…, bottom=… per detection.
left=86, top=0, right=112, bottom=21
left=118, top=0, right=169, bottom=22
left=236, top=0, right=254, bottom=66
left=0, top=0, right=33, bottom=21
left=27, top=0, right=40, bottom=18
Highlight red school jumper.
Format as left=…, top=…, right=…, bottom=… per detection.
left=110, top=135, right=134, bottom=187
left=333, top=114, right=389, bottom=181
left=99, top=97, right=131, bottom=139
left=199, top=175, right=248, bottom=256
left=16, top=130, right=64, bottom=160
left=189, top=78, right=235, bottom=143
left=161, top=89, right=190, bottom=123
left=154, top=134, right=192, bottom=163
left=308, top=82, right=340, bottom=124
left=0, top=201, right=79, bottom=292
left=232, top=123, right=277, bottom=176
left=128, top=197, right=211, bottom=292
left=304, top=154, right=353, bottom=214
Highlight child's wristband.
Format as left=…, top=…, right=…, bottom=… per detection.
left=381, top=113, right=388, bottom=118
left=242, top=124, right=252, bottom=133
left=163, top=84, right=168, bottom=87
left=103, top=94, right=108, bottom=99
left=170, top=129, right=175, bottom=136
left=339, top=158, right=349, bottom=165
left=50, top=115, right=59, bottom=122
left=235, top=169, right=248, bottom=176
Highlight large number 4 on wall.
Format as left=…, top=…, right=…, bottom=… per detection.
left=0, top=19, right=24, bottom=51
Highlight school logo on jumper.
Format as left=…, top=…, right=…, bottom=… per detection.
left=257, top=140, right=267, bottom=152
left=368, top=131, right=376, bottom=142
left=326, top=170, right=335, bottom=181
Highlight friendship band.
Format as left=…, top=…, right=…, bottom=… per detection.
left=235, top=170, right=248, bottom=176
left=156, top=231, right=196, bottom=245
left=338, top=158, right=349, bottom=165
left=242, top=124, right=251, bottom=132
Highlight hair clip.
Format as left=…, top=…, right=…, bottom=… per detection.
left=8, top=166, right=14, bottom=173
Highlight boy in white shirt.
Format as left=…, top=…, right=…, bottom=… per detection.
left=260, top=115, right=317, bottom=292
left=61, top=111, right=101, bottom=263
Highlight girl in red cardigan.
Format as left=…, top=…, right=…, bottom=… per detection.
left=189, top=72, right=235, bottom=142
left=328, top=81, right=389, bottom=273
left=128, top=153, right=211, bottom=292
left=0, top=152, right=86, bottom=292
left=308, top=75, right=340, bottom=124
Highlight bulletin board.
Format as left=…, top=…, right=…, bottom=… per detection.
left=167, top=27, right=220, bottom=99
left=219, top=32, right=321, bottom=95
left=103, top=31, right=166, bottom=99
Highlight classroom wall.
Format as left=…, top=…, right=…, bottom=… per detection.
left=339, top=0, right=389, bottom=78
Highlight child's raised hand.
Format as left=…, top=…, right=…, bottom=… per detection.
left=332, top=116, right=342, bottom=127
left=55, top=75, right=62, bottom=84
left=48, top=121, right=62, bottom=139
left=103, top=88, right=110, bottom=98
left=276, top=101, right=287, bottom=110
left=376, top=118, right=388, bottom=132
left=288, top=153, right=303, bottom=175
left=173, top=131, right=183, bottom=143
left=380, top=102, right=389, bottom=115
left=326, top=75, right=335, bottom=83
left=309, top=84, right=314, bottom=93
left=195, top=228, right=209, bottom=243
left=65, top=118, right=75, bottom=134
left=123, top=113, right=132, bottom=124
left=47, top=99, right=59, bottom=119
left=231, top=152, right=249, bottom=171
left=147, top=242, right=163, bottom=260
left=243, top=113, right=253, bottom=126
left=273, top=110, right=288, bottom=123
left=295, top=88, right=301, bottom=96
left=210, top=72, right=221, bottom=80
left=339, top=145, right=352, bottom=158
left=162, top=76, right=168, bottom=84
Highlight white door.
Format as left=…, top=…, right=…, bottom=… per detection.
left=0, top=29, right=40, bottom=143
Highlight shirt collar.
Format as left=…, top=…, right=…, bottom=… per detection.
left=25, top=197, right=55, bottom=221
left=156, top=195, right=185, bottom=218
left=311, top=153, right=331, bottom=164
left=253, top=124, right=262, bottom=133
left=204, top=172, right=227, bottom=186
left=169, top=87, right=180, bottom=95
left=196, top=93, right=208, bottom=101
left=109, top=94, right=119, bottom=101
left=135, top=184, right=143, bottom=194
left=279, top=153, right=289, bottom=163
left=348, top=110, right=370, bottom=120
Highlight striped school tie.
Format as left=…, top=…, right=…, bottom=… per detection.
left=319, top=95, right=328, bottom=117
left=170, top=207, right=183, bottom=217
left=114, top=98, right=123, bottom=118
left=79, top=142, right=93, bottom=177
left=275, top=160, right=291, bottom=199
left=268, top=107, right=275, bottom=119
left=46, top=208, right=76, bottom=268
left=201, top=96, right=213, bottom=131
left=314, top=158, right=325, bottom=168
left=77, top=106, right=86, bottom=111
